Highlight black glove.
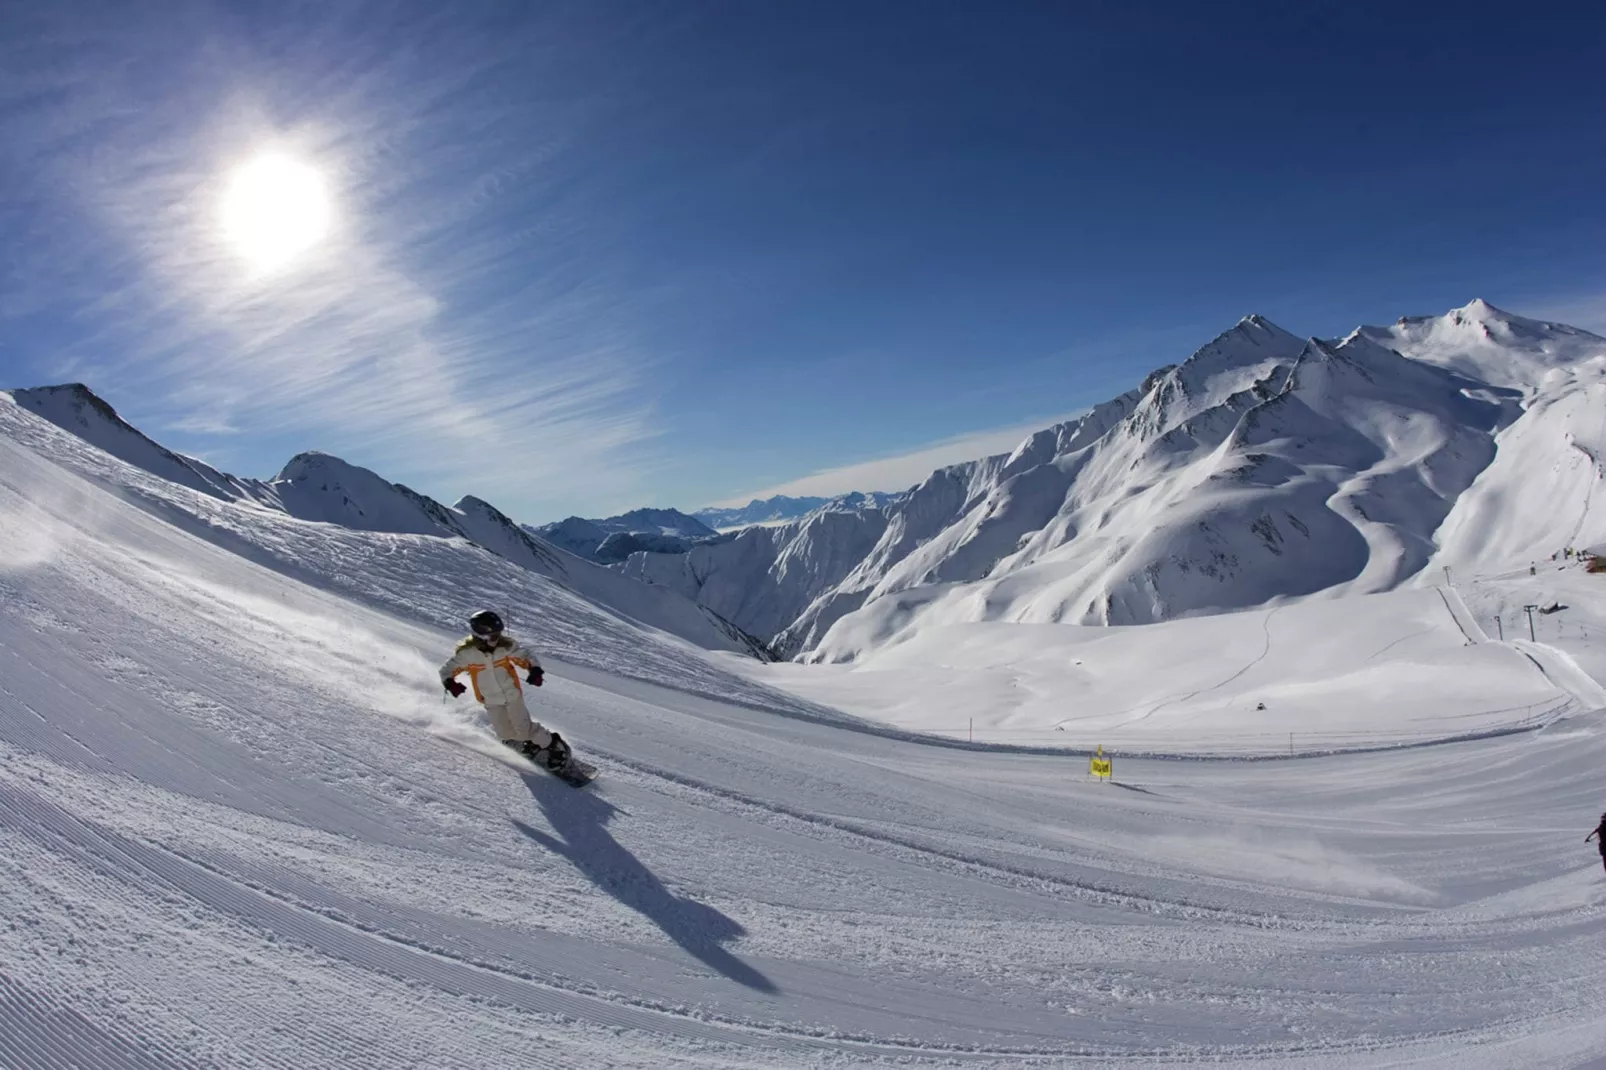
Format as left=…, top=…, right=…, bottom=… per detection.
left=527, top=667, right=544, bottom=687
left=443, top=678, right=466, bottom=697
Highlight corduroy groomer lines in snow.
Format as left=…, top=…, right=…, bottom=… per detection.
left=4, top=303, right=1606, bottom=1068
left=2, top=0, right=1603, bottom=1060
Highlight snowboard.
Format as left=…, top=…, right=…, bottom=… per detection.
left=535, top=754, right=598, bottom=788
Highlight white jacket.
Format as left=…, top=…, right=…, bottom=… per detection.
left=439, top=635, right=542, bottom=705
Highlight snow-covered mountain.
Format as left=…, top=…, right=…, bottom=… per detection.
left=1358, top=298, right=1605, bottom=391
left=1423, top=344, right=1606, bottom=578
left=9, top=384, right=263, bottom=502
left=8, top=371, right=1606, bottom=1066
left=817, top=489, right=909, bottom=517
left=3, top=386, right=773, bottom=661
left=694, top=494, right=831, bottom=528
left=624, top=301, right=1606, bottom=662
left=693, top=490, right=905, bottom=530
left=15, top=299, right=1601, bottom=672
left=536, top=493, right=908, bottom=565
left=530, top=508, right=722, bottom=563
left=628, top=505, right=896, bottom=643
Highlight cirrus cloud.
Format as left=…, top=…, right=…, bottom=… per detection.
left=0, top=4, right=665, bottom=517
left=709, top=412, right=1084, bottom=506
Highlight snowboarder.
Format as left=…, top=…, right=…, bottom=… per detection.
left=1587, top=813, right=1606, bottom=874
left=439, top=610, right=573, bottom=774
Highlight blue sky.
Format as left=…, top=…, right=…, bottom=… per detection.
left=0, top=1, right=1602, bottom=521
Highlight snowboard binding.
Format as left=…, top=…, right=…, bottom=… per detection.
left=518, top=732, right=572, bottom=772
left=507, top=733, right=594, bottom=787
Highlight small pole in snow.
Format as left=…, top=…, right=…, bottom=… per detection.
left=1495, top=616, right=1503, bottom=640
left=1289, top=732, right=1294, bottom=756
left=1523, top=604, right=1539, bottom=642
left=1442, top=566, right=1452, bottom=587
left=969, top=717, right=973, bottom=743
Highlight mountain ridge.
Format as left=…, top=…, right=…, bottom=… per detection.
left=693, top=490, right=907, bottom=530
left=624, top=301, right=1606, bottom=661
left=527, top=507, right=721, bottom=563
left=10, top=299, right=1602, bottom=667
left=1, top=386, right=774, bottom=661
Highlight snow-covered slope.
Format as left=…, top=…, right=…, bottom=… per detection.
left=8, top=383, right=260, bottom=502
left=625, top=302, right=1605, bottom=662
left=626, top=504, right=895, bottom=644
left=1452, top=551, right=1606, bottom=691
left=448, top=493, right=769, bottom=659
left=0, top=389, right=772, bottom=662
left=799, top=326, right=1508, bottom=661
left=1429, top=366, right=1606, bottom=573
left=761, top=586, right=1590, bottom=752
left=260, top=450, right=483, bottom=537
left=6, top=375, right=1606, bottom=1067
left=1358, top=298, right=1606, bottom=392
left=1393, top=306, right=1606, bottom=584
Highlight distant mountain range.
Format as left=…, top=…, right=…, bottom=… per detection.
left=9, top=299, right=1603, bottom=669
left=692, top=491, right=905, bottom=530
left=528, top=509, right=724, bottom=564
left=533, top=492, right=907, bottom=563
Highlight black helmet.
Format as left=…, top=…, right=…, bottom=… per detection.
left=468, top=610, right=504, bottom=639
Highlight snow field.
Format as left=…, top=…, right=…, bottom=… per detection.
left=4, top=387, right=1606, bottom=1065
left=615, top=302, right=1606, bottom=671
left=756, top=586, right=1580, bottom=753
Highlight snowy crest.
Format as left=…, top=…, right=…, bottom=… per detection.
left=269, top=451, right=469, bottom=537
left=1357, top=298, right=1606, bottom=390
left=0, top=388, right=771, bottom=660
left=529, top=507, right=719, bottom=562
left=618, top=302, right=1606, bottom=662
left=6, top=383, right=248, bottom=501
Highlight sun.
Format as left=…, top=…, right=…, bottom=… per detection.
left=219, top=153, right=332, bottom=272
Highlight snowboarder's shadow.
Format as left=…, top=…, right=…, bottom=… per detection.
left=513, top=773, right=777, bottom=994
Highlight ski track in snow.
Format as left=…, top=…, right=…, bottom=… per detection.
left=5, top=407, right=1606, bottom=1066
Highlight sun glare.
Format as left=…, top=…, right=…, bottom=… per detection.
left=219, top=153, right=332, bottom=272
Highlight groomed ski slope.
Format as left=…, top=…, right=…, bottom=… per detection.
left=5, top=422, right=1606, bottom=1067
left=755, top=587, right=1587, bottom=753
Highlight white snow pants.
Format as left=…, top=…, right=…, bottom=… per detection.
left=484, top=696, right=552, bottom=748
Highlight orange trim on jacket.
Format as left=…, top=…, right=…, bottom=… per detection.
left=440, top=635, right=542, bottom=706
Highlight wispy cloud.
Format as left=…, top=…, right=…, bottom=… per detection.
left=0, top=5, right=664, bottom=514
left=710, top=413, right=1083, bottom=506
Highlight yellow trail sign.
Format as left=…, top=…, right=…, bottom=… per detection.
left=1090, top=745, right=1112, bottom=779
